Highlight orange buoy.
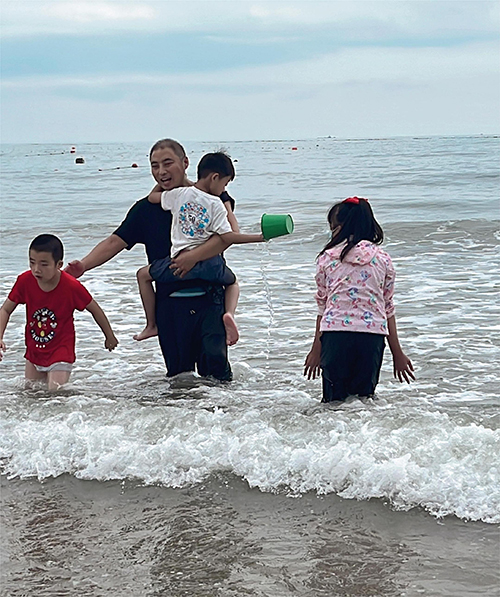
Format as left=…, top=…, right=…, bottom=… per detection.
left=291, top=147, right=298, bottom=151
left=70, top=146, right=76, bottom=153
left=131, top=163, right=138, bottom=168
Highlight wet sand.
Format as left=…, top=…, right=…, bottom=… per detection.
left=1, top=474, right=498, bottom=596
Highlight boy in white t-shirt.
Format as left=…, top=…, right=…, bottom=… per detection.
left=134, top=152, right=264, bottom=345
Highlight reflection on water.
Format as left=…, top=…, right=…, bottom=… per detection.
left=2, top=475, right=499, bottom=597
left=306, top=520, right=411, bottom=596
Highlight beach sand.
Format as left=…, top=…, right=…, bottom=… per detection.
left=1, top=474, right=498, bottom=596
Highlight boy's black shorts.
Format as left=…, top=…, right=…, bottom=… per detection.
left=320, top=331, right=385, bottom=402
left=150, top=254, right=236, bottom=286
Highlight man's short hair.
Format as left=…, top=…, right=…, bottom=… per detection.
left=29, top=234, right=64, bottom=263
left=197, top=152, right=235, bottom=181
left=149, top=139, right=187, bottom=160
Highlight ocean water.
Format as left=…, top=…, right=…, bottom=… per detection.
left=1, top=136, right=499, bottom=596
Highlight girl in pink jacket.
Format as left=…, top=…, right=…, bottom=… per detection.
left=304, top=197, right=414, bottom=402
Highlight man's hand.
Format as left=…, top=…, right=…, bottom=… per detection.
left=0, top=339, right=6, bottom=362
left=64, top=260, right=85, bottom=278
left=170, top=250, right=199, bottom=278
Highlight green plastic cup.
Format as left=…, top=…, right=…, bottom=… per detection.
left=261, top=214, right=294, bottom=240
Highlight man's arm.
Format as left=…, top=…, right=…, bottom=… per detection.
left=170, top=235, right=229, bottom=278
left=65, top=234, right=128, bottom=278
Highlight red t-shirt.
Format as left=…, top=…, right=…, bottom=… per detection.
left=8, top=270, right=93, bottom=366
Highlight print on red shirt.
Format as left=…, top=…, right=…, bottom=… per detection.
left=29, top=307, right=58, bottom=348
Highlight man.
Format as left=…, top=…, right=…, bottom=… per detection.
left=65, top=139, right=232, bottom=381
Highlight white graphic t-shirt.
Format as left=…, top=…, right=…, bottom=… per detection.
left=160, top=187, right=232, bottom=257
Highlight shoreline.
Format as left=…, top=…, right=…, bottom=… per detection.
left=2, top=473, right=498, bottom=596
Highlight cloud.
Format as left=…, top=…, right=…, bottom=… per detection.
left=3, top=41, right=497, bottom=91
left=1, top=1, right=498, bottom=142
left=2, top=69, right=497, bottom=143
left=45, top=1, right=156, bottom=23
left=1, top=0, right=498, bottom=39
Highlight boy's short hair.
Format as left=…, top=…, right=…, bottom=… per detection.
left=29, top=234, right=64, bottom=263
left=197, top=152, right=235, bottom=181
left=149, top=138, right=187, bottom=160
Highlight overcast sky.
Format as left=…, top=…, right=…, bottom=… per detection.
left=1, top=0, right=499, bottom=143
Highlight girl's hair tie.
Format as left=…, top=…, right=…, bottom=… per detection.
left=343, top=196, right=368, bottom=204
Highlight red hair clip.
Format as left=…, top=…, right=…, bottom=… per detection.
left=343, top=196, right=368, bottom=204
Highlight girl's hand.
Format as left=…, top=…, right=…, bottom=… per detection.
left=105, top=335, right=119, bottom=351
left=0, top=339, right=6, bottom=362
left=303, top=343, right=322, bottom=380
left=392, top=351, right=415, bottom=384
left=170, top=250, right=198, bottom=278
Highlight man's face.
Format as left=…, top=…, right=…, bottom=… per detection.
left=150, top=147, right=189, bottom=191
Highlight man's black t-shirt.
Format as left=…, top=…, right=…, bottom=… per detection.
left=113, top=197, right=172, bottom=263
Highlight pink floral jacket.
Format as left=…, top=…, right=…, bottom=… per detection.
left=315, top=241, right=395, bottom=335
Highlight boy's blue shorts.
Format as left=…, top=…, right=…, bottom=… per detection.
left=150, top=255, right=236, bottom=286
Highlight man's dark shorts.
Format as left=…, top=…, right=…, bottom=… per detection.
left=156, top=285, right=232, bottom=381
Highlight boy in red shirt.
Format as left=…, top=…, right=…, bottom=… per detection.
left=0, top=234, right=118, bottom=390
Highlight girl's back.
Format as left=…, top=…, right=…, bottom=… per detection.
left=316, top=240, right=395, bottom=335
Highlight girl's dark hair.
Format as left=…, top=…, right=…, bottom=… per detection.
left=29, top=234, right=64, bottom=262
left=197, top=152, right=235, bottom=181
left=319, top=198, right=384, bottom=261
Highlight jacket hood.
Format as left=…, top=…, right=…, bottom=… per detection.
left=328, top=240, right=381, bottom=265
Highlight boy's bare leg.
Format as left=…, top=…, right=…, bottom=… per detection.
left=134, top=266, right=159, bottom=341
left=223, top=281, right=240, bottom=346
left=47, top=370, right=71, bottom=391
left=25, top=360, right=46, bottom=386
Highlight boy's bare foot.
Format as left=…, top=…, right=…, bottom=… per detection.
left=133, top=325, right=158, bottom=341
left=223, top=313, right=239, bottom=346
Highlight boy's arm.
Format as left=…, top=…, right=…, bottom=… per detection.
left=65, top=234, right=127, bottom=278
left=387, top=315, right=415, bottom=383
left=148, top=186, right=163, bottom=204
left=85, top=299, right=119, bottom=351
left=224, top=202, right=240, bottom=233
left=303, top=315, right=322, bottom=380
left=0, top=299, right=18, bottom=360
left=220, top=231, right=265, bottom=245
